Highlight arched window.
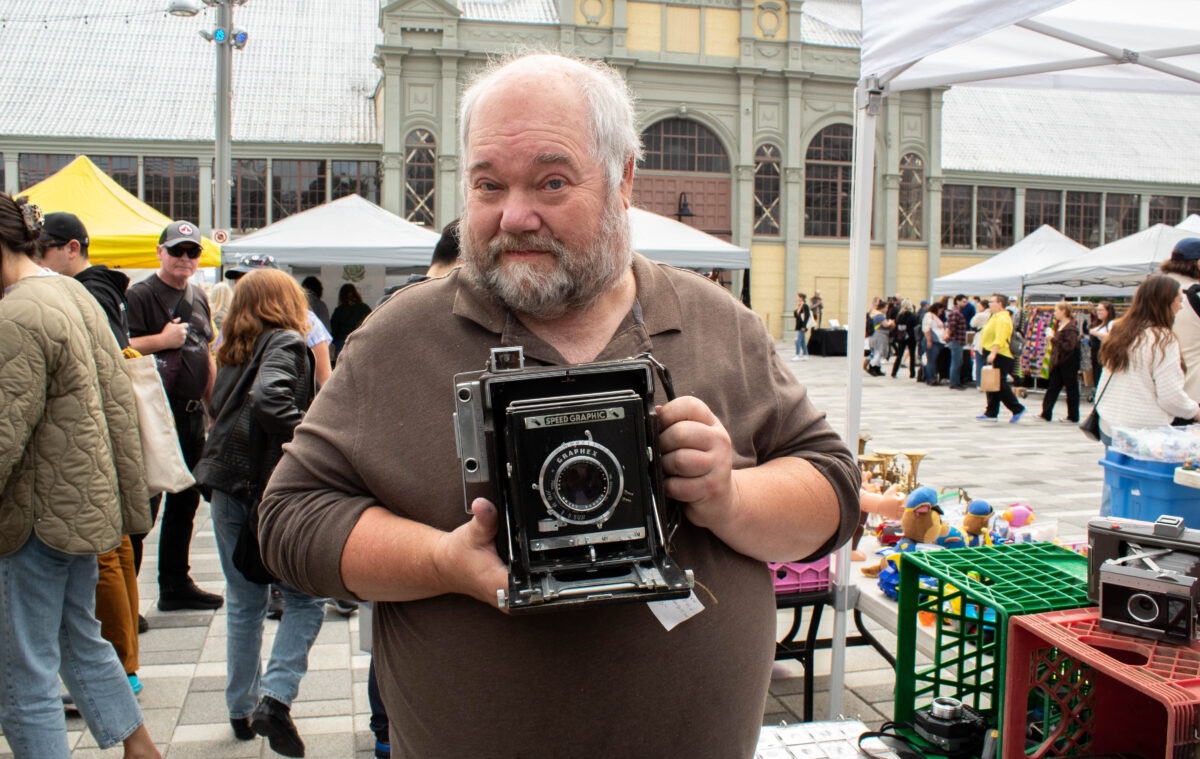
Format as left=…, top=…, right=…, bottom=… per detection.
left=804, top=124, right=853, bottom=238
left=404, top=129, right=436, bottom=227
left=898, top=153, right=923, bottom=241
left=753, top=144, right=781, bottom=236
left=639, top=118, right=729, bottom=173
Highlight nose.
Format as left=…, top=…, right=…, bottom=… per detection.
left=497, top=188, right=542, bottom=236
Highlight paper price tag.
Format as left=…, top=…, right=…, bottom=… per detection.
left=647, top=590, right=704, bottom=631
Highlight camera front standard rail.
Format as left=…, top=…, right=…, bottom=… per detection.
left=453, top=347, right=694, bottom=613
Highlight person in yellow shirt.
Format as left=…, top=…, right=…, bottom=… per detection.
left=977, top=293, right=1027, bottom=422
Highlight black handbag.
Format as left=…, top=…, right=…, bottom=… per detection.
left=233, top=499, right=277, bottom=585
left=1079, top=374, right=1113, bottom=442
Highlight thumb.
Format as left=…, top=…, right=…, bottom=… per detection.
left=468, top=498, right=500, bottom=545
left=171, top=317, right=182, bottom=324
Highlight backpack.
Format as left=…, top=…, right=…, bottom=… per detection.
left=1008, top=315, right=1025, bottom=358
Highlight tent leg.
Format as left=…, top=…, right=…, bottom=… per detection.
left=830, top=81, right=881, bottom=719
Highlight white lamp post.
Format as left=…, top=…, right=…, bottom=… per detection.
left=168, top=0, right=248, bottom=235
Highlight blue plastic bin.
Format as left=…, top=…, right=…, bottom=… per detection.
left=1099, top=449, right=1200, bottom=522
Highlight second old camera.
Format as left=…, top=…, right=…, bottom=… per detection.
left=453, top=347, right=694, bottom=613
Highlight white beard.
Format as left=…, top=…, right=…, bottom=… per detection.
left=461, top=194, right=632, bottom=320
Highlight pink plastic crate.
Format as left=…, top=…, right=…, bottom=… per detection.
left=767, top=556, right=831, bottom=595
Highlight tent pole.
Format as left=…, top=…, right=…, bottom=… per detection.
left=830, top=79, right=882, bottom=718
left=1016, top=21, right=1200, bottom=86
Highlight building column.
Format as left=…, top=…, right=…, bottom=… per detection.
left=265, top=158, right=274, bottom=226
left=136, top=155, right=145, bottom=200
left=1014, top=187, right=1026, bottom=242
left=198, top=159, right=213, bottom=230
left=782, top=73, right=805, bottom=339
left=1139, top=194, right=1151, bottom=229
left=380, top=59, right=405, bottom=217
left=927, top=177, right=943, bottom=296
left=926, top=90, right=944, bottom=298
left=883, top=173, right=900, bottom=295
left=3, top=154, right=16, bottom=194
left=438, top=53, right=464, bottom=227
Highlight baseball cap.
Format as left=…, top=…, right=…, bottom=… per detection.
left=1174, top=238, right=1200, bottom=261
left=39, top=212, right=89, bottom=249
left=159, top=220, right=203, bottom=249
left=224, top=254, right=279, bottom=280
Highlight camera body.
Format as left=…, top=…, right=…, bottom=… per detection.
left=913, top=697, right=989, bottom=756
left=1088, top=515, right=1200, bottom=643
left=453, top=347, right=694, bottom=613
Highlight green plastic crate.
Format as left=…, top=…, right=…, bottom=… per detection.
left=894, top=543, right=1090, bottom=756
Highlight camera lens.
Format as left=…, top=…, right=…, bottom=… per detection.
left=929, top=697, right=963, bottom=721
left=1127, top=592, right=1160, bottom=624
left=557, top=460, right=608, bottom=509
left=539, top=439, right=624, bottom=525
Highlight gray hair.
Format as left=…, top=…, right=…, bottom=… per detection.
left=459, top=52, right=643, bottom=193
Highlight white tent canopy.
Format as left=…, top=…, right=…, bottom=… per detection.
left=1179, top=214, right=1200, bottom=233
left=862, top=0, right=1200, bottom=94
left=628, top=207, right=749, bottom=269
left=1023, top=224, right=1195, bottom=287
left=930, top=225, right=1087, bottom=296
left=221, top=194, right=441, bottom=267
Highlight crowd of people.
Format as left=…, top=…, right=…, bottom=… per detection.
left=788, top=290, right=1148, bottom=426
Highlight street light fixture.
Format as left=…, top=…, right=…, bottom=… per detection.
left=168, top=1, right=247, bottom=237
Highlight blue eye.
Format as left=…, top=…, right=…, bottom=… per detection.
left=546, top=179, right=565, bottom=190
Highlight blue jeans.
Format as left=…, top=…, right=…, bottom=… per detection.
left=0, top=535, right=144, bottom=757
left=794, top=329, right=807, bottom=356
left=925, top=341, right=942, bottom=383
left=947, top=341, right=964, bottom=387
left=210, top=490, right=327, bottom=718
left=974, top=350, right=985, bottom=386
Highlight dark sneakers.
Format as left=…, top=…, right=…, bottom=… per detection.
left=157, top=579, right=224, bottom=611
left=251, top=696, right=305, bottom=757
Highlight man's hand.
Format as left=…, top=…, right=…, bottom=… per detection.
left=432, top=498, right=507, bottom=608
left=161, top=317, right=188, bottom=349
left=657, top=396, right=738, bottom=531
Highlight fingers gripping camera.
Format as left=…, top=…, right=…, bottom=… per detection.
left=453, top=347, right=695, bottom=613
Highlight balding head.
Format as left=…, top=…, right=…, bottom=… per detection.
left=460, top=53, right=642, bottom=194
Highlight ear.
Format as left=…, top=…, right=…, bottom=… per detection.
left=617, top=157, right=635, bottom=209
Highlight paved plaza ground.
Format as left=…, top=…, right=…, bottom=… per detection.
left=4, top=343, right=1105, bottom=757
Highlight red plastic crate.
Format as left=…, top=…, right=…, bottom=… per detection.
left=767, top=556, right=831, bottom=595
left=1003, top=607, right=1200, bottom=759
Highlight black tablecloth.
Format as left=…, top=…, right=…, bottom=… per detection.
left=808, top=328, right=848, bottom=357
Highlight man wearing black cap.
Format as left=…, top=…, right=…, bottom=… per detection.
left=126, top=221, right=223, bottom=611
left=39, top=212, right=130, bottom=349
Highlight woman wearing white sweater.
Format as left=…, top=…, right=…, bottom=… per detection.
left=1096, top=274, right=1200, bottom=512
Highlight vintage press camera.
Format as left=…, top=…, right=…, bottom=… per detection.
left=1088, top=515, right=1200, bottom=644
left=453, top=347, right=694, bottom=613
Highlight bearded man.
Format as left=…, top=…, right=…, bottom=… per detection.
left=259, top=52, right=858, bottom=758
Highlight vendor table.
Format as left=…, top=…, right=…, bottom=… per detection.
left=808, top=328, right=848, bottom=357
left=773, top=585, right=895, bottom=723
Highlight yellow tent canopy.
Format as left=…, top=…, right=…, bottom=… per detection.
left=19, top=155, right=221, bottom=268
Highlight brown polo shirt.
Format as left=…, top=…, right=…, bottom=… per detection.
left=260, top=254, right=859, bottom=759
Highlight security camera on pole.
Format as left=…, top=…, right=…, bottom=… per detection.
left=167, top=0, right=249, bottom=241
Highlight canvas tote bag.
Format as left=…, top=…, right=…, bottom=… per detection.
left=123, top=350, right=195, bottom=495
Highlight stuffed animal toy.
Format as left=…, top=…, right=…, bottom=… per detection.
left=862, top=486, right=964, bottom=576
left=1002, top=504, right=1035, bottom=528
left=962, top=499, right=994, bottom=547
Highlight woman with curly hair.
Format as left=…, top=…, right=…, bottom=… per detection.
left=0, top=193, right=159, bottom=758
left=193, top=268, right=325, bottom=757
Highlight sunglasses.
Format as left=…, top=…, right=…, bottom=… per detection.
left=167, top=245, right=202, bottom=259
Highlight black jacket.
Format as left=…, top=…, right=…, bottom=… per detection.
left=74, top=265, right=131, bottom=349
left=194, top=329, right=314, bottom=501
